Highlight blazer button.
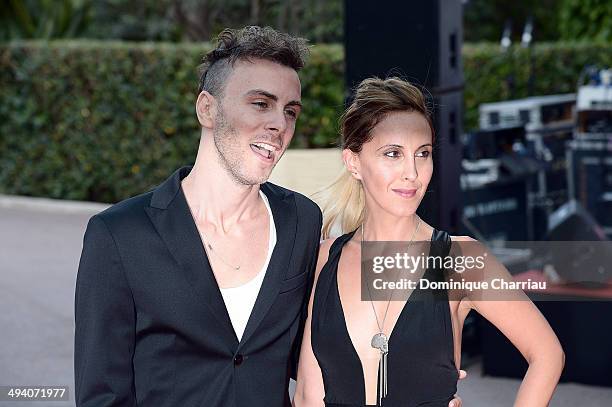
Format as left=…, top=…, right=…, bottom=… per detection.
left=234, top=354, right=244, bottom=366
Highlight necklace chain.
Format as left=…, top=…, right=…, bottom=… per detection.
left=201, top=233, right=241, bottom=271
left=362, top=215, right=421, bottom=333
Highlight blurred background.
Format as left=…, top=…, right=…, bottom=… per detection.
left=1, top=0, right=611, bottom=405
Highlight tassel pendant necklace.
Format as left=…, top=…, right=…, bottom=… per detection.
left=362, top=215, right=421, bottom=406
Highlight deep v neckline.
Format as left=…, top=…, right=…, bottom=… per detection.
left=333, top=228, right=436, bottom=404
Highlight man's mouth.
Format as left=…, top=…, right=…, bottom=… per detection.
left=250, top=142, right=279, bottom=162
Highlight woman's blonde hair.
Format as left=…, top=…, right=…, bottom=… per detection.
left=316, top=77, right=434, bottom=239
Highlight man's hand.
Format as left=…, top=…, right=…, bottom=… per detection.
left=448, top=369, right=467, bottom=407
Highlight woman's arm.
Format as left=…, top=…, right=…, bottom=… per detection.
left=292, top=239, right=334, bottom=407
left=456, top=236, right=564, bottom=407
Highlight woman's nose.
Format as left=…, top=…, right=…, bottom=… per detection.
left=401, top=158, right=418, bottom=181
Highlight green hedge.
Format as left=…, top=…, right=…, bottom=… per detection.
left=0, top=40, right=344, bottom=202
left=1, top=40, right=610, bottom=202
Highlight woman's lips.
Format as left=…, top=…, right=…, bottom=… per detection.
left=392, top=188, right=417, bottom=198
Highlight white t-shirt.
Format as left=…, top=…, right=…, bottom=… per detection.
left=219, top=190, right=276, bottom=342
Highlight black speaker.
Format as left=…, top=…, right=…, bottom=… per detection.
left=546, top=200, right=611, bottom=286
left=461, top=176, right=530, bottom=241
left=344, top=0, right=465, bottom=233
left=345, top=0, right=463, bottom=92
left=418, top=90, right=463, bottom=233
left=568, top=138, right=612, bottom=237
left=548, top=200, right=607, bottom=242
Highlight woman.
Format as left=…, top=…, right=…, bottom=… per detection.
left=293, top=77, right=564, bottom=407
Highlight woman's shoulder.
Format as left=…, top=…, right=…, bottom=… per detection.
left=449, top=234, right=487, bottom=253
left=315, top=236, right=341, bottom=280
left=449, top=235, right=477, bottom=242
left=318, top=232, right=354, bottom=262
left=447, top=234, right=486, bottom=258
left=318, top=238, right=337, bottom=263
left=417, top=222, right=476, bottom=243
left=425, top=224, right=476, bottom=243
left=316, top=231, right=358, bottom=276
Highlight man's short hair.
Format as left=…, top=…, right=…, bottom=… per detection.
left=198, top=26, right=309, bottom=97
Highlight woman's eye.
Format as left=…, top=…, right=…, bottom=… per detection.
left=416, top=150, right=431, bottom=158
left=384, top=150, right=401, bottom=158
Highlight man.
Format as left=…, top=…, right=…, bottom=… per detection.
left=75, top=26, right=320, bottom=406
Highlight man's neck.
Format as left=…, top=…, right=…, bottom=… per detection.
left=181, top=145, right=262, bottom=233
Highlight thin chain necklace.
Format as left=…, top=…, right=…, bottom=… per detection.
left=200, top=232, right=241, bottom=271
left=361, top=214, right=421, bottom=406
left=198, top=196, right=271, bottom=271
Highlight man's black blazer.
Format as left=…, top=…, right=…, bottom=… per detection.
left=74, top=166, right=322, bottom=407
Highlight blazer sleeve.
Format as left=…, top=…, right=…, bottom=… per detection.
left=74, top=215, right=137, bottom=407
left=290, top=207, right=323, bottom=380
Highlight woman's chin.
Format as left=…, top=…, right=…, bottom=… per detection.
left=381, top=205, right=420, bottom=218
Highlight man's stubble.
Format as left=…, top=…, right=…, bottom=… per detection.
left=212, top=105, right=272, bottom=186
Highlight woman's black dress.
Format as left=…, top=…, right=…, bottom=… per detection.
left=311, top=229, right=459, bottom=407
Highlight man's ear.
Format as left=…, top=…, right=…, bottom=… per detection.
left=342, top=148, right=362, bottom=181
left=195, top=91, right=217, bottom=128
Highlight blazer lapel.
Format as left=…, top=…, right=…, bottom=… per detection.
left=238, top=182, right=297, bottom=349
left=145, top=167, right=239, bottom=350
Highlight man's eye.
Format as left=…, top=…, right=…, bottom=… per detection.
left=384, top=150, right=401, bottom=158
left=416, top=150, right=431, bottom=158
left=285, top=109, right=297, bottom=118
left=253, top=101, right=268, bottom=109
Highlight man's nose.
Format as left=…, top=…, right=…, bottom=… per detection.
left=265, top=109, right=288, bottom=134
